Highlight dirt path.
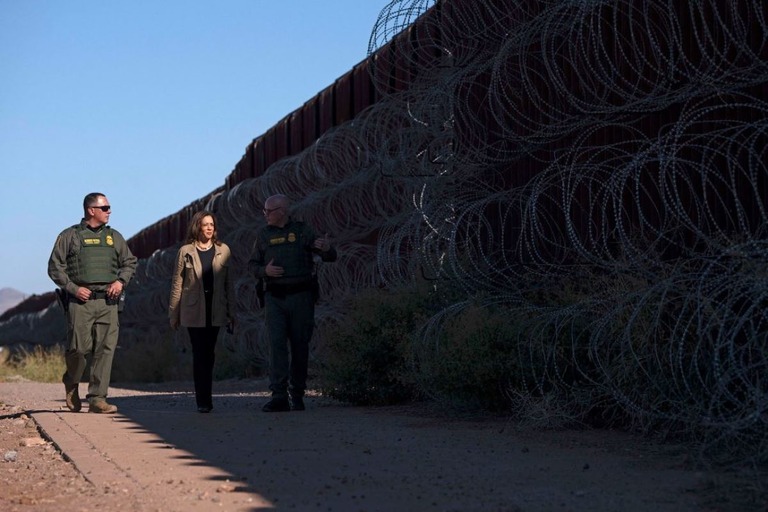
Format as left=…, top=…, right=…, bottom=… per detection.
left=0, top=378, right=762, bottom=511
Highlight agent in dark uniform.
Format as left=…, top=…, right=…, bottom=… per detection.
left=168, top=210, right=235, bottom=413
left=47, top=192, right=137, bottom=414
left=249, top=194, right=336, bottom=412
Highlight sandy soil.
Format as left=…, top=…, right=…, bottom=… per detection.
left=0, top=378, right=765, bottom=512
left=1, top=405, right=142, bottom=511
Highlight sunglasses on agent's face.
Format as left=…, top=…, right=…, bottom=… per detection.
left=90, top=205, right=111, bottom=212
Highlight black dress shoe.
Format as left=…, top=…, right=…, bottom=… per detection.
left=290, top=396, right=305, bottom=411
left=197, top=406, right=212, bottom=413
left=262, top=398, right=290, bottom=412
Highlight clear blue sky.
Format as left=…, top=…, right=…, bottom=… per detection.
left=1, top=1, right=389, bottom=296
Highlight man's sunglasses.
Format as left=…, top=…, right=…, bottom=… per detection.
left=90, top=205, right=111, bottom=212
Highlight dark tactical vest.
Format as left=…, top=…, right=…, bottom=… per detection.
left=66, top=225, right=120, bottom=285
left=263, top=222, right=313, bottom=282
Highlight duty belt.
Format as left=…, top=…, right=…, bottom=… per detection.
left=68, top=290, right=109, bottom=305
left=266, top=280, right=313, bottom=296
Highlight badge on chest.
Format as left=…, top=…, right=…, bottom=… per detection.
left=269, top=232, right=297, bottom=245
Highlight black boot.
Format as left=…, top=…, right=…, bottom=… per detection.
left=290, top=395, right=305, bottom=411
left=262, top=397, right=290, bottom=412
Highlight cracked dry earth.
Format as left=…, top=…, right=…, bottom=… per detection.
left=0, top=404, right=244, bottom=512
left=0, top=404, right=140, bottom=512
left=1, top=380, right=766, bottom=512
left=1, top=385, right=262, bottom=512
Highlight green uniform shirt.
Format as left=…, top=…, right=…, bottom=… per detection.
left=48, top=219, right=138, bottom=295
left=249, top=219, right=336, bottom=285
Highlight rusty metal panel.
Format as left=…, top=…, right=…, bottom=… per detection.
left=318, top=87, right=334, bottom=132
left=240, top=144, right=253, bottom=180
left=394, top=33, right=412, bottom=93
left=262, top=128, right=276, bottom=169
left=352, top=60, right=374, bottom=117
left=251, top=137, right=266, bottom=178
left=154, top=221, right=167, bottom=257
left=408, top=12, right=438, bottom=72
left=225, top=156, right=246, bottom=190
left=334, top=70, right=353, bottom=125
left=273, top=118, right=289, bottom=161
left=224, top=169, right=236, bottom=191
left=289, top=109, right=303, bottom=155
left=302, top=96, right=318, bottom=145
left=371, top=43, right=397, bottom=96
left=166, top=216, right=179, bottom=246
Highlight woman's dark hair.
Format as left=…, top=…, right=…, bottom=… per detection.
left=186, top=210, right=220, bottom=245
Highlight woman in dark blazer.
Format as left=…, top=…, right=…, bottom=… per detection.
left=169, top=210, right=235, bottom=412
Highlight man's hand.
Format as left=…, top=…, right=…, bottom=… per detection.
left=265, top=258, right=284, bottom=277
left=74, top=286, right=91, bottom=302
left=107, top=280, right=124, bottom=300
left=313, top=233, right=331, bottom=252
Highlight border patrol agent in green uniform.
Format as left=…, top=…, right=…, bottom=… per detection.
left=48, top=192, right=137, bottom=414
left=249, top=194, right=336, bottom=412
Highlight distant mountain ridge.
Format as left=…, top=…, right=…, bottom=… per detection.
left=0, top=288, right=27, bottom=316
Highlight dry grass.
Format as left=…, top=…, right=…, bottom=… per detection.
left=0, top=344, right=66, bottom=383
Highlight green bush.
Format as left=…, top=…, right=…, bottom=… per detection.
left=417, top=304, right=520, bottom=411
left=112, top=334, right=191, bottom=383
left=214, top=338, right=267, bottom=380
left=319, top=286, right=437, bottom=405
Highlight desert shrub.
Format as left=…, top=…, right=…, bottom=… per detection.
left=112, top=334, right=191, bottom=383
left=214, top=337, right=268, bottom=381
left=319, top=285, right=440, bottom=405
left=0, top=344, right=66, bottom=383
left=416, top=304, right=522, bottom=411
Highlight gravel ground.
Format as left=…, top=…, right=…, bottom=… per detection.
left=1, top=402, right=144, bottom=511
left=1, top=377, right=765, bottom=512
